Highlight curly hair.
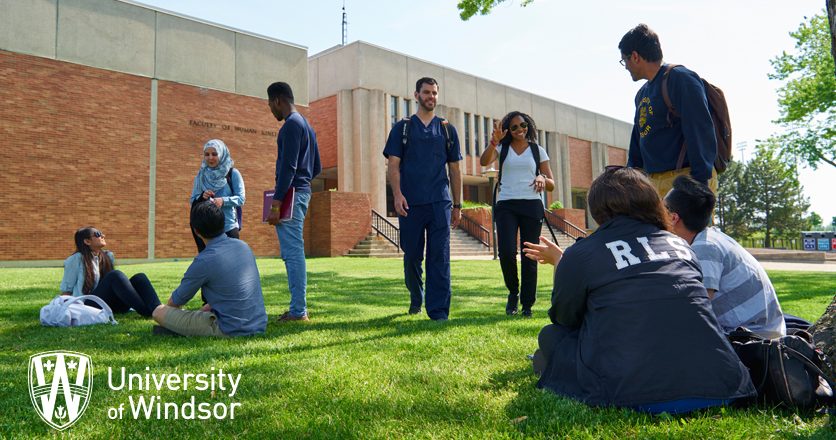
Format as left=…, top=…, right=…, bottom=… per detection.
left=499, top=111, right=538, bottom=147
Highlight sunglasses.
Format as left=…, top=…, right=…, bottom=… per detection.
left=510, top=122, right=529, bottom=131
left=91, top=230, right=104, bottom=238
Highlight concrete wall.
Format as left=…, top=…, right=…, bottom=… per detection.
left=309, top=41, right=630, bottom=149
left=0, top=0, right=309, bottom=103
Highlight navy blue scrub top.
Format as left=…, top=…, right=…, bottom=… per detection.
left=383, top=115, right=462, bottom=206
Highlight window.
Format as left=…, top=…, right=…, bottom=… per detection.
left=473, top=115, right=481, bottom=155
left=403, top=99, right=411, bottom=118
left=541, top=130, right=548, bottom=150
left=464, top=112, right=471, bottom=155
left=538, top=130, right=544, bottom=146
left=389, top=96, right=398, bottom=127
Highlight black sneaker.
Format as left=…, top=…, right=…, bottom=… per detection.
left=521, top=308, right=533, bottom=318
left=408, top=305, right=421, bottom=315
left=506, top=294, right=519, bottom=316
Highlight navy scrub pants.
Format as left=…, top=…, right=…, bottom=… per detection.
left=399, top=201, right=452, bottom=320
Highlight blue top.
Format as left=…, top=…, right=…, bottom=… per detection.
left=627, top=64, right=717, bottom=183
left=273, top=112, right=322, bottom=202
left=59, top=251, right=115, bottom=296
left=170, top=235, right=267, bottom=336
left=382, top=115, right=462, bottom=206
left=190, top=168, right=245, bottom=233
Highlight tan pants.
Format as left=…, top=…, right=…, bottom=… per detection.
left=159, top=307, right=226, bottom=337
left=649, top=167, right=718, bottom=198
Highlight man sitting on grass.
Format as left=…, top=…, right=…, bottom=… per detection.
left=665, top=175, right=794, bottom=339
left=152, top=201, right=267, bottom=337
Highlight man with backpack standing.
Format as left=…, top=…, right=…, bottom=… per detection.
left=383, top=77, right=463, bottom=321
left=618, top=24, right=728, bottom=196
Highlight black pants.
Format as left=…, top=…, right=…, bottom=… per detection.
left=91, top=271, right=161, bottom=317
left=494, top=200, right=544, bottom=309
left=192, top=227, right=239, bottom=253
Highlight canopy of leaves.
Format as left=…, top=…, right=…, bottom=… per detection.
left=769, top=12, right=836, bottom=168
left=457, top=0, right=533, bottom=21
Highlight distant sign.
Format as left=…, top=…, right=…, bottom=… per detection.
left=817, top=238, right=830, bottom=251
left=803, top=238, right=816, bottom=251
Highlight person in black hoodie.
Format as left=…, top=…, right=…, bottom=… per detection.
left=523, top=167, right=754, bottom=414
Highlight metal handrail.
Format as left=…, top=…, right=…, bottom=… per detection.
left=459, top=212, right=491, bottom=247
left=544, top=210, right=587, bottom=240
left=371, top=209, right=400, bottom=252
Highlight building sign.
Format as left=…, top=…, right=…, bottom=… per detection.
left=188, top=119, right=276, bottom=138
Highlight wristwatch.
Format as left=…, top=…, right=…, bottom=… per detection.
left=452, top=204, right=462, bottom=209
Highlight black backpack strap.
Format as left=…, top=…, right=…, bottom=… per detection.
left=660, top=64, right=689, bottom=170
left=399, top=117, right=411, bottom=162
left=530, top=142, right=541, bottom=176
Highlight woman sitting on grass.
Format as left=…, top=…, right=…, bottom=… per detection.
left=523, top=167, right=755, bottom=414
left=60, top=227, right=161, bottom=317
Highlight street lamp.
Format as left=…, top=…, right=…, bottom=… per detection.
left=482, top=167, right=499, bottom=260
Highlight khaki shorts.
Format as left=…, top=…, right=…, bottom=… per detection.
left=159, top=307, right=226, bottom=337
left=649, top=167, right=718, bottom=198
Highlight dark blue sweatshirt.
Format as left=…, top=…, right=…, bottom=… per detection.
left=274, top=112, right=321, bottom=201
left=627, top=64, right=717, bottom=183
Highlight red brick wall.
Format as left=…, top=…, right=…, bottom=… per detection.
left=607, top=146, right=627, bottom=167
left=0, top=50, right=151, bottom=260
left=308, top=95, right=337, bottom=169
left=553, top=208, right=587, bottom=230
left=305, top=191, right=371, bottom=256
left=153, top=81, right=287, bottom=258
left=568, top=137, right=592, bottom=189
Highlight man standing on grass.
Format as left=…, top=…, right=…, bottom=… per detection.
left=665, top=175, right=790, bottom=338
left=383, top=77, right=463, bottom=321
left=265, top=81, right=321, bottom=322
left=152, top=201, right=267, bottom=337
left=619, top=24, right=718, bottom=196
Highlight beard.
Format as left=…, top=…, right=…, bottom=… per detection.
left=418, top=96, right=436, bottom=112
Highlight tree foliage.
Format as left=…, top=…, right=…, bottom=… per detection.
left=769, top=11, right=836, bottom=169
left=717, top=140, right=810, bottom=244
left=716, top=160, right=752, bottom=239
left=456, top=0, right=533, bottom=21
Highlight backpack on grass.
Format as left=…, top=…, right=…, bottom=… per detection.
left=728, top=327, right=835, bottom=409
left=660, top=64, right=732, bottom=174
left=40, top=295, right=117, bottom=327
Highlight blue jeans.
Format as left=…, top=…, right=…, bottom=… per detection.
left=275, top=191, right=311, bottom=317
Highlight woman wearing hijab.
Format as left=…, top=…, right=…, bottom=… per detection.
left=60, top=226, right=161, bottom=317
left=190, top=139, right=246, bottom=252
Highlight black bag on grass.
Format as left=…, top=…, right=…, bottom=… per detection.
left=728, top=327, right=835, bottom=408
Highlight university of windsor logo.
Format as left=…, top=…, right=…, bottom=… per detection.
left=28, top=351, right=93, bottom=431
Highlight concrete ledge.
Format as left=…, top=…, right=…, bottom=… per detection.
left=746, top=248, right=836, bottom=263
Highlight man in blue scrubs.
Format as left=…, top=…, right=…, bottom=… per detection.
left=383, top=77, right=463, bottom=321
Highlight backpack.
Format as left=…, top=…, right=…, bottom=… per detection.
left=40, top=295, right=117, bottom=327
left=400, top=117, right=453, bottom=160
left=225, top=168, right=243, bottom=231
left=660, top=64, right=732, bottom=174
left=728, top=327, right=835, bottom=408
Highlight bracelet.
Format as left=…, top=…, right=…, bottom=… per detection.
left=270, top=207, right=280, bottom=212
left=489, top=139, right=497, bottom=147
left=452, top=204, right=462, bottom=209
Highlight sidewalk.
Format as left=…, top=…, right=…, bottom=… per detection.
left=759, top=261, right=836, bottom=272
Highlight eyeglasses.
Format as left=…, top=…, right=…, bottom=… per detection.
left=619, top=58, right=627, bottom=67
left=91, top=230, right=104, bottom=238
left=510, top=122, right=529, bottom=131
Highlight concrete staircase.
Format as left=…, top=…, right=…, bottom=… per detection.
left=347, top=218, right=492, bottom=258
left=541, top=222, right=579, bottom=250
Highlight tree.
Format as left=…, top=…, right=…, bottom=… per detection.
left=769, top=11, right=836, bottom=169
left=456, top=0, right=533, bottom=21
left=716, top=160, right=753, bottom=239
left=806, top=211, right=823, bottom=230
left=743, top=140, right=810, bottom=245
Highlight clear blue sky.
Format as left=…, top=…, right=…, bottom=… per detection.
left=134, top=0, right=835, bottom=225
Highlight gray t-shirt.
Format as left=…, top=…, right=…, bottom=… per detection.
left=691, top=227, right=786, bottom=339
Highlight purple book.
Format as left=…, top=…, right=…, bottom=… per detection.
left=262, top=188, right=295, bottom=223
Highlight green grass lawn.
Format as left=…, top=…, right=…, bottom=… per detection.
left=0, top=258, right=834, bottom=439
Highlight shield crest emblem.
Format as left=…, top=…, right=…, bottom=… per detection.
left=28, top=351, right=93, bottom=431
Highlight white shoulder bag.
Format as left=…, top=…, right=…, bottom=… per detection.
left=40, top=295, right=118, bottom=327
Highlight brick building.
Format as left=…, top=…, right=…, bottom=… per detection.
left=1, top=0, right=629, bottom=264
